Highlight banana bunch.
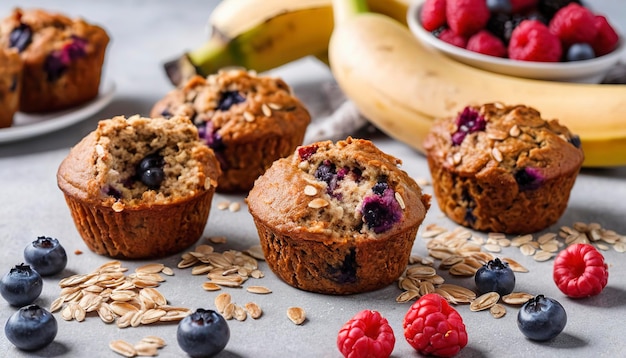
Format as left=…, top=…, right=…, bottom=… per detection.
left=329, top=0, right=626, bottom=167
left=163, top=0, right=410, bottom=86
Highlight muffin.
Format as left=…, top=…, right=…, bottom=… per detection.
left=0, top=8, right=109, bottom=113
left=0, top=47, right=22, bottom=128
left=423, top=103, right=584, bottom=234
left=246, top=137, right=431, bottom=295
left=151, top=68, right=311, bottom=192
left=57, top=115, right=221, bottom=259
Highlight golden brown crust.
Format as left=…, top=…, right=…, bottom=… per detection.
left=0, top=8, right=110, bottom=113
left=151, top=69, right=311, bottom=192
left=57, top=115, right=221, bottom=259
left=247, top=137, right=430, bottom=294
left=424, top=103, right=584, bottom=234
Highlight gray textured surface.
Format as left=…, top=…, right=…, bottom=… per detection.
left=1, top=1, right=626, bottom=357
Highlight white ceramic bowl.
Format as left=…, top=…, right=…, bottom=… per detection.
left=407, top=1, right=625, bottom=83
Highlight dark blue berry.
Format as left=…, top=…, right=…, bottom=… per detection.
left=474, top=258, right=516, bottom=295
left=451, top=107, right=486, bottom=145
left=361, top=189, right=402, bottom=234
left=5, top=304, right=57, bottom=351
left=565, top=43, right=595, bottom=61
left=0, top=264, right=43, bottom=307
left=461, top=189, right=476, bottom=225
left=328, top=248, right=357, bottom=284
left=538, top=0, right=582, bottom=19
left=568, top=135, right=581, bottom=148
left=487, top=0, right=512, bottom=13
left=42, top=37, right=88, bottom=82
left=136, top=153, right=165, bottom=189
left=138, top=153, right=164, bottom=173
left=216, top=90, right=245, bottom=111
left=105, top=186, right=122, bottom=199
left=9, top=23, right=32, bottom=52
left=43, top=52, right=67, bottom=82
left=517, top=295, right=567, bottom=341
left=177, top=308, right=230, bottom=358
left=372, top=180, right=388, bottom=196
left=24, top=236, right=67, bottom=276
left=514, top=167, right=543, bottom=190
left=315, top=160, right=336, bottom=184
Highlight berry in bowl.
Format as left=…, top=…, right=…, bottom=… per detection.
left=407, top=0, right=624, bottom=83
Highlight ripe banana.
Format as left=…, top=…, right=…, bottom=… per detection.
left=329, top=0, right=626, bottom=167
left=163, top=0, right=410, bottom=86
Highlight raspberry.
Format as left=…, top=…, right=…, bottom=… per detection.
left=553, top=243, right=609, bottom=298
left=436, top=28, right=467, bottom=48
left=446, top=0, right=490, bottom=38
left=420, top=0, right=447, bottom=32
left=508, top=20, right=562, bottom=62
left=403, top=293, right=468, bottom=357
left=591, top=15, right=619, bottom=56
left=337, top=310, right=395, bottom=358
left=467, top=30, right=507, bottom=57
left=548, top=3, right=598, bottom=46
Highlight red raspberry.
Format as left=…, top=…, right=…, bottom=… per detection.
left=446, top=0, right=490, bottom=38
left=403, top=293, right=468, bottom=357
left=553, top=243, right=609, bottom=298
left=337, top=310, right=395, bottom=358
left=420, top=0, right=447, bottom=32
left=467, top=30, right=507, bottom=57
left=509, top=20, right=562, bottom=62
left=510, top=0, right=538, bottom=13
left=549, top=3, right=598, bottom=46
left=437, top=28, right=467, bottom=48
left=591, top=15, right=619, bottom=56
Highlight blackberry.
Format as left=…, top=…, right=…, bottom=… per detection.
left=451, top=107, right=486, bottom=145
left=537, top=0, right=582, bottom=19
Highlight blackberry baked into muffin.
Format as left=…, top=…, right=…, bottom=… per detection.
left=57, top=115, right=221, bottom=259
left=423, top=103, right=584, bottom=234
left=0, top=8, right=109, bottom=113
left=246, top=137, right=431, bottom=295
left=0, top=47, right=22, bottom=128
left=151, top=68, right=311, bottom=192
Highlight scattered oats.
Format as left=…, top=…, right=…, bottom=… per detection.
left=98, top=303, right=116, bottom=323
left=470, top=292, right=500, bottom=312
left=491, top=147, right=503, bottom=162
left=483, top=243, right=502, bottom=253
left=303, top=185, right=318, bottom=196
left=287, top=307, right=306, bottom=325
left=215, top=293, right=231, bottom=314
left=419, top=281, right=436, bottom=296
left=596, top=243, right=610, bottom=251
left=194, top=244, right=215, bottom=255
left=437, top=284, right=476, bottom=303
left=396, top=290, right=420, bottom=303
left=511, top=234, right=533, bottom=247
left=202, top=282, right=221, bottom=291
left=250, top=269, right=265, bottom=278
left=502, top=292, right=534, bottom=305
left=533, top=250, right=554, bottom=262
left=406, top=265, right=436, bottom=277
left=537, top=232, right=557, bottom=245
left=217, top=201, right=230, bottom=210
left=208, top=236, right=227, bottom=245
left=161, top=266, right=174, bottom=276
left=497, top=238, right=511, bottom=247
left=243, top=111, right=255, bottom=122
left=461, top=257, right=485, bottom=270
left=133, top=342, right=158, bottom=357
left=135, top=263, right=165, bottom=274
left=234, top=305, right=248, bottom=321
left=140, top=336, right=166, bottom=348
left=245, top=302, right=263, bottom=319
left=540, top=242, right=559, bottom=253
left=449, top=262, right=477, bottom=276
left=439, top=255, right=465, bottom=269
left=490, top=303, right=506, bottom=318
left=261, top=103, right=272, bottom=117
left=223, top=303, right=235, bottom=320
left=615, top=242, right=626, bottom=253
left=501, top=258, right=528, bottom=273
left=74, top=249, right=83, bottom=255
left=308, top=198, right=329, bottom=208
left=246, top=286, right=272, bottom=294
left=520, top=243, right=536, bottom=256
left=395, top=192, right=406, bottom=210
left=141, top=309, right=167, bottom=325
left=228, top=201, right=241, bottom=212
left=110, top=339, right=137, bottom=358
left=50, top=296, right=64, bottom=313
left=61, top=304, right=74, bottom=321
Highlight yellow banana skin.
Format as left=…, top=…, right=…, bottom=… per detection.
left=163, top=0, right=410, bottom=85
left=329, top=10, right=626, bottom=167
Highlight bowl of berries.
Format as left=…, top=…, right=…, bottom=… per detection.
left=407, top=0, right=624, bottom=83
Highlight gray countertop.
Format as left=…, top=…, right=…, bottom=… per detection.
left=1, top=1, right=626, bottom=357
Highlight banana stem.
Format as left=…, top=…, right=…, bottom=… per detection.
left=333, top=0, right=369, bottom=25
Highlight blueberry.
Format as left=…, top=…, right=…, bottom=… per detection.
left=315, top=160, right=336, bottom=184
left=43, top=52, right=67, bottom=82
left=451, top=107, right=486, bottom=145
left=514, top=167, right=543, bottom=190
left=517, top=295, right=567, bottom=341
left=487, top=0, right=512, bottom=13
left=474, top=258, right=516, bottom=296
left=9, top=23, right=32, bottom=52
left=24, top=236, right=68, bottom=276
left=177, top=308, right=230, bottom=358
left=361, top=188, right=402, bottom=234
left=5, top=304, right=57, bottom=351
left=566, top=43, right=595, bottom=61
left=137, top=153, right=164, bottom=173
left=136, top=153, right=165, bottom=189
left=216, top=90, right=246, bottom=111
left=568, top=135, right=581, bottom=148
left=371, top=180, right=389, bottom=196
left=0, top=264, right=43, bottom=307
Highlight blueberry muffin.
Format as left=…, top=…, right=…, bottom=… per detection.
left=150, top=68, right=311, bottom=192
left=0, top=47, right=21, bottom=128
left=246, top=137, right=431, bottom=295
left=0, top=8, right=109, bottom=113
left=57, top=115, right=221, bottom=259
left=423, top=103, right=584, bottom=234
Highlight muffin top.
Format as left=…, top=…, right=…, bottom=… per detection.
left=57, top=115, right=221, bottom=212
left=247, top=137, right=430, bottom=241
left=150, top=68, right=311, bottom=149
left=423, top=103, right=584, bottom=186
left=0, top=47, right=21, bottom=72
left=0, top=8, right=109, bottom=66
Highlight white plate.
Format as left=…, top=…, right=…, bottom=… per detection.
left=407, top=1, right=625, bottom=83
left=0, top=80, right=116, bottom=143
